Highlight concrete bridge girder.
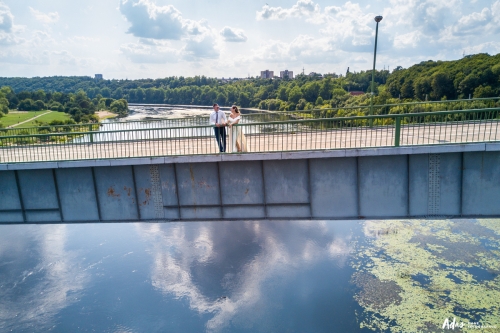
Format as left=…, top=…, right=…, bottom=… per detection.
left=1, top=144, right=500, bottom=223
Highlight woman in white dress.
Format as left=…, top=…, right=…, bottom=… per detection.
left=227, top=105, right=248, bottom=153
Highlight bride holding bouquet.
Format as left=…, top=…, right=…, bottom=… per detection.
left=227, top=105, right=248, bottom=153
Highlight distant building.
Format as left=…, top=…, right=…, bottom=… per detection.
left=260, top=70, right=274, bottom=79
left=95, top=74, right=103, bottom=80
left=349, top=91, right=365, bottom=96
left=280, top=70, right=293, bottom=79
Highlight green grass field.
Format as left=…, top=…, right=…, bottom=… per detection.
left=35, top=111, right=70, bottom=124
left=0, top=110, right=70, bottom=127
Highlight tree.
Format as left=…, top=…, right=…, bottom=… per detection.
left=110, top=99, right=129, bottom=117
left=458, top=74, right=480, bottom=98
left=332, top=88, right=347, bottom=97
left=32, top=89, right=46, bottom=102
left=34, top=100, right=46, bottom=111
left=0, top=99, right=8, bottom=114
left=431, top=72, right=454, bottom=100
left=319, top=78, right=333, bottom=100
left=288, top=86, right=303, bottom=104
left=414, top=78, right=432, bottom=100
left=112, top=87, right=124, bottom=99
left=301, top=81, right=320, bottom=102
left=473, top=85, right=496, bottom=98
left=136, top=88, right=145, bottom=102
left=18, top=99, right=34, bottom=111
left=277, top=87, right=288, bottom=101
left=238, top=92, right=251, bottom=107
left=101, top=87, right=111, bottom=98
left=400, top=80, right=414, bottom=98
left=48, top=101, right=64, bottom=112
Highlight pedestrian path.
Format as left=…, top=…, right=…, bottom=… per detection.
left=7, top=111, right=52, bottom=128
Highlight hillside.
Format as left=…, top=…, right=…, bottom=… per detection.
left=0, top=53, right=499, bottom=114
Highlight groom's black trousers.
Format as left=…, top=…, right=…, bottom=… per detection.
left=213, top=127, right=226, bottom=152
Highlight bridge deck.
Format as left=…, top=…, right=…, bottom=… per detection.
left=1, top=121, right=499, bottom=163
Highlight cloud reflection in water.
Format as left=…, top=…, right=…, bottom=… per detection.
left=0, top=225, right=87, bottom=332
left=136, top=220, right=354, bottom=332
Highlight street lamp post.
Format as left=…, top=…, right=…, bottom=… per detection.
left=370, top=15, right=383, bottom=126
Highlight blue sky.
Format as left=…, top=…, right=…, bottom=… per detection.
left=0, top=0, right=499, bottom=79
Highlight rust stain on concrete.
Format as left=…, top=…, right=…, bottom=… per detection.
left=189, top=166, right=195, bottom=184
left=198, top=180, right=211, bottom=188
left=124, top=186, right=132, bottom=197
left=107, top=187, right=120, bottom=197
left=143, top=188, right=151, bottom=206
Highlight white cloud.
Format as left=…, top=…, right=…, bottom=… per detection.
left=0, top=50, right=50, bottom=64
left=118, top=0, right=220, bottom=62
left=393, top=31, right=423, bottom=49
left=0, top=0, right=499, bottom=78
left=385, top=0, right=461, bottom=35
left=29, top=30, right=56, bottom=49
left=256, top=0, right=320, bottom=21
left=453, top=7, right=492, bottom=36
left=253, top=34, right=338, bottom=65
left=119, top=0, right=183, bottom=39
left=0, top=30, right=23, bottom=45
left=256, top=1, right=376, bottom=53
left=119, top=0, right=206, bottom=40
left=52, top=50, right=78, bottom=66
left=464, top=41, right=500, bottom=55
left=320, top=2, right=375, bottom=52
left=220, top=27, right=247, bottom=43
left=29, top=7, right=59, bottom=24
left=120, top=42, right=180, bottom=63
left=182, top=33, right=220, bottom=60
left=0, top=1, right=13, bottom=32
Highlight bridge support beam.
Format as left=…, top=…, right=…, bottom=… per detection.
left=1, top=143, right=500, bottom=223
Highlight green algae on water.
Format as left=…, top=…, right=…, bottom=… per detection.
left=351, top=219, right=500, bottom=333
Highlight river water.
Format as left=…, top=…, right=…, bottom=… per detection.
left=0, top=219, right=499, bottom=333
left=74, top=106, right=296, bottom=143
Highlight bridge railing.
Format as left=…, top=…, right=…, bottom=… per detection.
left=1, top=108, right=499, bottom=164
left=1, top=97, right=499, bottom=137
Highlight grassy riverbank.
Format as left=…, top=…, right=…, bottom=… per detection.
left=0, top=110, right=71, bottom=128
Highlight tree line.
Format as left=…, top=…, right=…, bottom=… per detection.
left=386, top=53, right=500, bottom=101
left=0, top=52, right=499, bottom=123
left=0, top=86, right=129, bottom=126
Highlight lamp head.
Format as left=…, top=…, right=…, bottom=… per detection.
left=374, top=16, right=383, bottom=23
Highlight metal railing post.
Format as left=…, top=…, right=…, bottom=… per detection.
left=394, top=116, right=401, bottom=147
left=89, top=124, right=94, bottom=143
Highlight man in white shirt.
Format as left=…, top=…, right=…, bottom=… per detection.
left=209, top=103, right=227, bottom=152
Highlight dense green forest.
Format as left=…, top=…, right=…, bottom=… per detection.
left=0, top=86, right=128, bottom=126
left=0, top=52, right=499, bottom=126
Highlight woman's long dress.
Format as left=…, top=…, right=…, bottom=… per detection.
left=228, top=115, right=248, bottom=153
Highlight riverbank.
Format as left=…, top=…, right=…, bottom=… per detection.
left=126, top=105, right=213, bottom=121
left=1, top=110, right=70, bottom=128
left=96, top=110, right=117, bottom=120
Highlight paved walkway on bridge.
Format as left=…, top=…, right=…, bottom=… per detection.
left=1, top=121, right=499, bottom=163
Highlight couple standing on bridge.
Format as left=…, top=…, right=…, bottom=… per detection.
left=210, top=103, right=248, bottom=153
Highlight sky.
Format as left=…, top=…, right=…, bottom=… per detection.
left=0, top=0, right=499, bottom=79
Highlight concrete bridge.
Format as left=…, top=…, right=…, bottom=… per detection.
left=1, top=143, right=500, bottom=223
left=1, top=107, right=500, bottom=223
